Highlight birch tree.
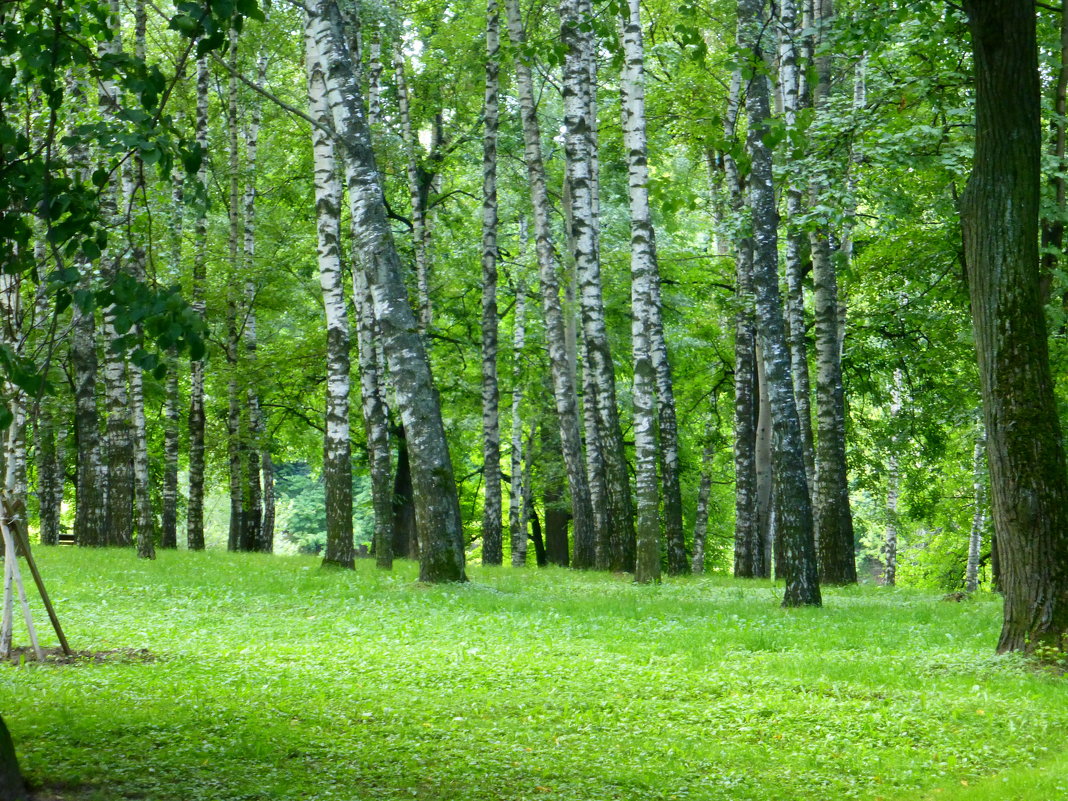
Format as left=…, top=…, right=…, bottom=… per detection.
left=310, top=0, right=466, bottom=582
left=503, top=0, right=595, bottom=568
left=480, top=0, right=504, bottom=566
left=306, top=13, right=355, bottom=569
left=739, top=0, right=820, bottom=606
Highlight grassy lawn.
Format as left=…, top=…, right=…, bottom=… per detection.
left=1, top=549, right=1065, bottom=801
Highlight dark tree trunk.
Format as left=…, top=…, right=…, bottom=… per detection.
left=961, top=0, right=1068, bottom=653
left=739, top=0, right=820, bottom=606
left=529, top=501, right=547, bottom=567
left=0, top=715, right=25, bottom=801
left=391, top=426, right=418, bottom=560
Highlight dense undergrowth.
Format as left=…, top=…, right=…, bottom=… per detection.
left=0, top=549, right=1065, bottom=800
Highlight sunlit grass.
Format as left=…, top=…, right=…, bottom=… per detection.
left=0, top=549, right=1065, bottom=800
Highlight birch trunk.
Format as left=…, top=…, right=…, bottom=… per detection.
left=966, top=433, right=986, bottom=593
left=72, top=278, right=107, bottom=547
left=809, top=0, right=856, bottom=585
left=777, top=0, right=815, bottom=494
left=311, top=1, right=466, bottom=582
left=243, top=51, right=268, bottom=552
left=187, top=54, right=209, bottom=552
left=35, top=402, right=60, bottom=546
left=562, top=0, right=634, bottom=572
left=691, top=442, right=715, bottom=574
left=504, top=0, right=595, bottom=568
left=130, top=358, right=156, bottom=560
left=225, top=29, right=247, bottom=553
left=161, top=177, right=183, bottom=550
left=724, top=69, right=760, bottom=580
left=306, top=16, right=355, bottom=569
left=394, top=52, right=432, bottom=338
left=509, top=221, right=530, bottom=568
left=884, top=368, right=902, bottom=586
left=480, top=0, right=504, bottom=566
left=739, top=0, right=820, bottom=606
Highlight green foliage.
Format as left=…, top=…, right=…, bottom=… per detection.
left=3, top=550, right=1068, bottom=800
left=273, top=462, right=373, bottom=556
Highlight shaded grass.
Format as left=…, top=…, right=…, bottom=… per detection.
left=0, top=549, right=1065, bottom=800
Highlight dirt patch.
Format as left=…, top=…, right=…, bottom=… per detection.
left=2, top=647, right=155, bottom=667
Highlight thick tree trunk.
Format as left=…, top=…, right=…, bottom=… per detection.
left=186, top=54, right=209, bottom=552
left=562, top=0, right=635, bottom=572
left=504, top=0, right=595, bottom=568
left=807, top=0, right=856, bottom=586
left=306, top=16, right=355, bottom=570
left=390, top=426, right=417, bottom=560
left=961, top=0, right=1068, bottom=653
left=739, top=0, right=820, bottom=606
left=541, top=418, right=571, bottom=567
left=130, top=358, right=156, bottom=560
left=311, top=1, right=466, bottom=582
left=480, top=0, right=504, bottom=566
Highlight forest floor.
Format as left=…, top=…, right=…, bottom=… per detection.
left=1, top=549, right=1066, bottom=801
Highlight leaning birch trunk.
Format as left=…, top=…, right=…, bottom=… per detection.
left=776, top=0, right=815, bottom=495
left=310, top=1, right=466, bottom=582
left=394, top=52, right=432, bottom=338
left=503, top=0, right=595, bottom=568
left=884, top=368, right=902, bottom=586
left=809, top=0, right=856, bottom=585
left=187, top=53, right=209, bottom=552
left=561, top=0, right=635, bottom=572
left=966, top=432, right=987, bottom=593
left=306, top=17, right=355, bottom=569
left=620, top=0, right=687, bottom=575
left=480, top=0, right=504, bottom=566
left=738, top=0, right=821, bottom=606
left=724, top=68, right=759, bottom=580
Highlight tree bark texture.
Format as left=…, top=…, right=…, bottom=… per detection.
left=481, top=0, right=504, bottom=566
left=739, top=0, right=821, bottom=606
left=306, top=16, right=355, bottom=570
left=966, top=433, right=987, bottom=593
left=71, top=277, right=107, bottom=548
left=504, top=0, right=595, bottom=568
left=312, top=0, right=466, bottom=582
left=186, top=54, right=209, bottom=552
left=961, top=0, right=1068, bottom=653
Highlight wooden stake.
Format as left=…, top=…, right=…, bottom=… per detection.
left=0, top=520, right=42, bottom=662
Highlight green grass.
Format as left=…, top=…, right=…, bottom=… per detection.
left=1, top=549, right=1066, bottom=801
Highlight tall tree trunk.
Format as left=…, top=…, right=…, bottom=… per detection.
left=961, top=0, right=1068, bottom=653
left=504, top=0, right=595, bottom=568
left=725, top=68, right=760, bottom=580
left=306, top=16, right=355, bottom=570
left=809, top=0, right=856, bottom=585
left=561, top=0, right=635, bottom=573
left=739, top=0, right=821, bottom=606
left=225, top=29, right=247, bottom=553
left=509, top=226, right=530, bottom=568
left=311, top=1, right=466, bottom=582
left=130, top=359, right=156, bottom=560
left=541, top=417, right=571, bottom=567
left=161, top=176, right=183, bottom=550
left=480, top=0, right=503, bottom=566
left=776, top=0, right=816, bottom=495
left=186, top=54, right=209, bottom=552
left=243, top=51, right=268, bottom=553
left=620, top=0, right=686, bottom=575
left=691, top=441, right=715, bottom=574
left=35, top=401, right=61, bottom=546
